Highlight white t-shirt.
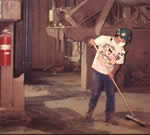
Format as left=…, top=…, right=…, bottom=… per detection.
left=91, top=35, right=125, bottom=75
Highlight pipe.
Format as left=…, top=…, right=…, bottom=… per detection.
left=116, top=0, right=150, bottom=6
left=49, top=0, right=56, bottom=22
left=51, top=0, right=56, bottom=9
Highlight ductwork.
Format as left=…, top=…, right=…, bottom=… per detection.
left=116, top=0, right=150, bottom=6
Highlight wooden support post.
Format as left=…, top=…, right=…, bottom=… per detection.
left=0, top=67, right=13, bottom=108
left=13, top=74, right=24, bottom=112
left=0, top=24, right=28, bottom=124
left=0, top=24, right=25, bottom=112
left=0, top=24, right=14, bottom=110
left=81, top=42, right=88, bottom=89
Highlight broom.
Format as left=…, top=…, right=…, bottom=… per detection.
left=111, top=78, right=146, bottom=127
left=93, top=43, right=146, bottom=127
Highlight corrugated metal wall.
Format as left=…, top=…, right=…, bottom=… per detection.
left=32, top=0, right=63, bottom=69
left=32, top=0, right=82, bottom=70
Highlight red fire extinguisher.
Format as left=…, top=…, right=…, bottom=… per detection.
left=0, top=29, right=11, bottom=66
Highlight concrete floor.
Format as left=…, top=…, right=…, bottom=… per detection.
left=0, top=71, right=150, bottom=134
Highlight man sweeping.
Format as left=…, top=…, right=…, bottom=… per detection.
left=86, top=28, right=132, bottom=124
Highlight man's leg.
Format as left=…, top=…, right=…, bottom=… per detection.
left=104, top=76, right=115, bottom=122
left=86, top=71, right=104, bottom=121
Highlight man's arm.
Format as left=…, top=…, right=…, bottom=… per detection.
left=88, top=35, right=105, bottom=48
left=108, top=64, right=121, bottom=79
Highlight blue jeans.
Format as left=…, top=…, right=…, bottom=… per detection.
left=89, top=70, right=115, bottom=113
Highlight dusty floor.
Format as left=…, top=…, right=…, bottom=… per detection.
left=0, top=71, right=150, bottom=134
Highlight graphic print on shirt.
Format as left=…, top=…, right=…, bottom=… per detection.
left=96, top=43, right=122, bottom=66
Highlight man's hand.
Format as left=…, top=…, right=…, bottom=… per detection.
left=88, top=39, right=95, bottom=47
left=108, top=64, right=121, bottom=80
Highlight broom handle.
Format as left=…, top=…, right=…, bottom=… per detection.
left=111, top=75, right=135, bottom=117
left=93, top=43, right=135, bottom=117
left=93, top=44, right=99, bottom=52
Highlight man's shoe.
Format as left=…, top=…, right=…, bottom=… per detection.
left=105, top=112, right=119, bottom=125
left=85, top=107, right=95, bottom=122
left=85, top=112, right=94, bottom=122
left=105, top=112, right=111, bottom=122
left=106, top=118, right=119, bottom=125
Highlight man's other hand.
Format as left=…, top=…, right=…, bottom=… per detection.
left=88, top=39, right=95, bottom=47
left=108, top=72, right=114, bottom=80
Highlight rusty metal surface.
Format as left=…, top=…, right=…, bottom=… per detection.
left=64, top=0, right=150, bottom=41
left=65, top=0, right=108, bottom=26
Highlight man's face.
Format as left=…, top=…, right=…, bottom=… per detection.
left=117, top=36, right=126, bottom=43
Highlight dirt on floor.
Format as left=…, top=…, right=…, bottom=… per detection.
left=0, top=71, right=150, bottom=134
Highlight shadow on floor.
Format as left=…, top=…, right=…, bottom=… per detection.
left=25, top=105, right=110, bottom=134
